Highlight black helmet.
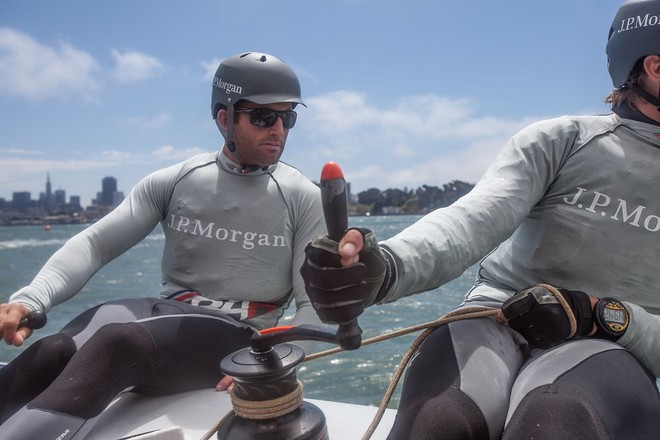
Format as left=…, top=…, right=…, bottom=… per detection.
left=606, top=0, right=660, bottom=88
left=211, top=52, right=305, bottom=119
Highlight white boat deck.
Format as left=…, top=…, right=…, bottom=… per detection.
left=87, top=388, right=397, bottom=439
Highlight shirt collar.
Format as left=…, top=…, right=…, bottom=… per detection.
left=613, top=102, right=660, bottom=146
left=215, top=150, right=277, bottom=176
left=613, top=100, right=660, bottom=126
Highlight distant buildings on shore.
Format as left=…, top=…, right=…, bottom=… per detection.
left=1, top=173, right=476, bottom=226
left=0, top=174, right=125, bottom=226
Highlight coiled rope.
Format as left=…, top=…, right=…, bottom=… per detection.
left=201, top=305, right=498, bottom=440
left=231, top=380, right=304, bottom=420
left=200, top=381, right=305, bottom=439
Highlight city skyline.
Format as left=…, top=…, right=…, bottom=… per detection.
left=2, top=173, right=123, bottom=210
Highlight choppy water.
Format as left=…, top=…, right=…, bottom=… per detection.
left=0, top=216, right=478, bottom=408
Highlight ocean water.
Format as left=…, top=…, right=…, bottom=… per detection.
left=0, top=216, right=478, bottom=408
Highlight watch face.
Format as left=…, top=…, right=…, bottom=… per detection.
left=603, top=307, right=626, bottom=325
left=601, top=300, right=629, bottom=333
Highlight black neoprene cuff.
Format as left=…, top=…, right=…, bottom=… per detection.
left=374, top=247, right=396, bottom=304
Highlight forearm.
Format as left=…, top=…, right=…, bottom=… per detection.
left=9, top=231, right=107, bottom=311
left=617, top=303, right=660, bottom=378
left=380, top=194, right=523, bottom=302
left=380, top=119, right=581, bottom=303
left=10, top=190, right=161, bottom=311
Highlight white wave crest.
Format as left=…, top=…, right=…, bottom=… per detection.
left=0, top=238, right=67, bottom=250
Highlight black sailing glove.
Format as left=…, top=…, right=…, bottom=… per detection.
left=300, top=228, right=392, bottom=325
left=501, top=284, right=594, bottom=349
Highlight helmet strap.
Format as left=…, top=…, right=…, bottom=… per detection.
left=630, top=84, right=660, bottom=112
left=226, top=101, right=237, bottom=153
left=224, top=103, right=246, bottom=168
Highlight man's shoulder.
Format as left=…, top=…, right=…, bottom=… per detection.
left=150, top=152, right=216, bottom=176
left=179, top=152, right=218, bottom=170
left=157, top=152, right=218, bottom=181
left=532, top=113, right=619, bottom=130
left=522, top=113, right=622, bottom=144
left=274, top=162, right=318, bottom=187
left=271, top=162, right=322, bottom=207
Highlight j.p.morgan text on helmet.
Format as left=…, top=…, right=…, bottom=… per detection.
left=213, top=77, right=242, bottom=96
left=616, top=12, right=660, bottom=33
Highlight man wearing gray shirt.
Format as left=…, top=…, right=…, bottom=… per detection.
left=302, top=1, right=660, bottom=439
left=0, top=51, right=325, bottom=439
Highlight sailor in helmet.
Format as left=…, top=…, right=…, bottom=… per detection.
left=0, top=52, right=325, bottom=439
left=302, top=1, right=660, bottom=438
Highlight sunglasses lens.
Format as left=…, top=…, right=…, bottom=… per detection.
left=280, top=112, right=297, bottom=129
left=248, top=109, right=296, bottom=129
left=251, top=109, right=276, bottom=127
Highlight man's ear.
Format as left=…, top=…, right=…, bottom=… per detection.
left=217, top=108, right=228, bottom=130
left=643, top=55, right=660, bottom=82
left=216, top=108, right=228, bottom=136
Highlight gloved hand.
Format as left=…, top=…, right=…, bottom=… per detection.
left=300, top=228, right=391, bottom=325
left=500, top=284, right=594, bottom=349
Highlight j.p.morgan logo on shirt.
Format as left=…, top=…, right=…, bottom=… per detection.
left=564, top=186, right=660, bottom=232
left=166, top=214, right=285, bottom=250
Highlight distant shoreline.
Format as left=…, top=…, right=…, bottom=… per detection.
left=0, top=212, right=426, bottom=227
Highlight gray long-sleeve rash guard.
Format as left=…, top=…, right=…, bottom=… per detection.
left=379, top=113, right=660, bottom=377
left=10, top=152, right=326, bottom=331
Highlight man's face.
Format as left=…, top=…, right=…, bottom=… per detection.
left=220, top=101, right=294, bottom=167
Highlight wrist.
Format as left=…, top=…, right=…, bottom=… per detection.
left=374, top=247, right=396, bottom=304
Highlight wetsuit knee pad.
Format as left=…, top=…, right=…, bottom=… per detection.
left=503, top=386, right=610, bottom=440
left=5, top=332, right=77, bottom=375
left=0, top=333, right=76, bottom=423
left=388, top=387, right=488, bottom=440
left=31, top=322, right=157, bottom=420
left=505, top=348, right=660, bottom=440
left=388, top=326, right=489, bottom=440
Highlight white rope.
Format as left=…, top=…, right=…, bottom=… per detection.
left=230, top=380, right=304, bottom=420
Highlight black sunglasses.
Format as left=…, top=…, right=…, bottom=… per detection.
left=234, top=108, right=297, bottom=129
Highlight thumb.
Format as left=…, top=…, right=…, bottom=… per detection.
left=495, top=309, right=508, bottom=324
left=338, top=230, right=364, bottom=266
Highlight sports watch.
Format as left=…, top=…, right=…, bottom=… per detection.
left=594, top=297, right=629, bottom=341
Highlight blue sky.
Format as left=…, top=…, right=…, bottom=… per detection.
left=0, top=0, right=622, bottom=207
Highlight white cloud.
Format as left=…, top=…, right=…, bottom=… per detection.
left=0, top=157, right=111, bottom=183
left=151, top=145, right=207, bottom=161
left=100, top=150, right=141, bottom=162
left=122, top=113, right=172, bottom=131
left=0, top=148, right=44, bottom=155
left=202, top=58, right=221, bottom=80
left=0, top=27, right=100, bottom=100
left=292, top=90, right=547, bottom=192
left=110, top=49, right=163, bottom=83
